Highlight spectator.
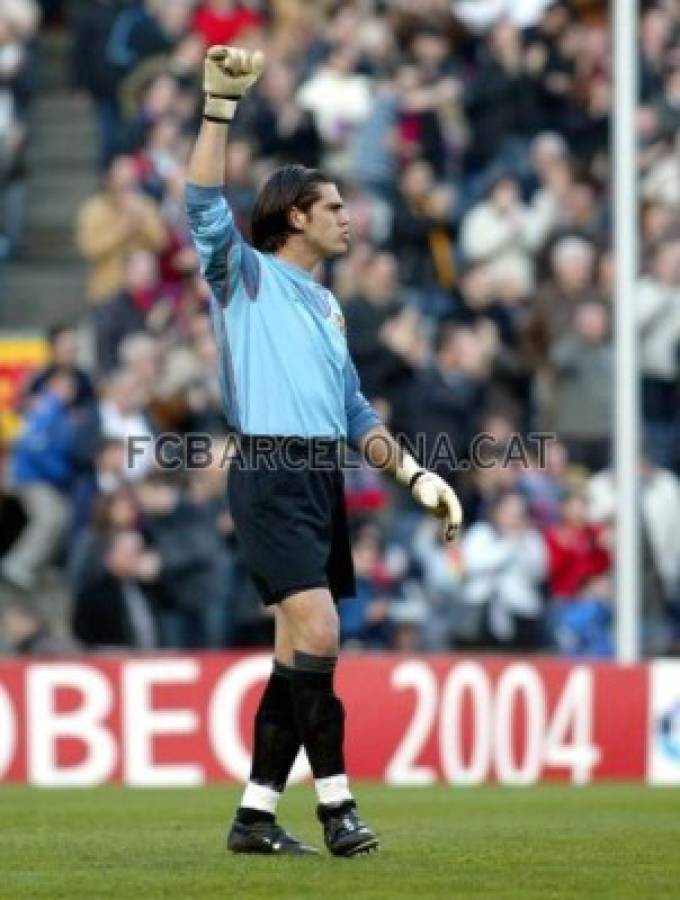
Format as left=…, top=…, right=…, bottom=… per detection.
left=132, top=115, right=185, bottom=203
left=75, top=155, right=167, bottom=303
left=641, top=133, right=680, bottom=209
left=71, top=436, right=127, bottom=538
left=343, top=452, right=391, bottom=518
left=412, top=517, right=464, bottom=650
left=390, top=158, right=458, bottom=314
left=344, top=252, right=411, bottom=403
left=0, top=1, right=37, bottom=259
left=588, top=455, right=680, bottom=610
left=460, top=174, right=540, bottom=296
left=92, top=250, right=165, bottom=374
left=296, top=43, right=373, bottom=179
left=525, top=235, right=602, bottom=371
left=1, top=372, right=75, bottom=592
left=71, top=368, right=156, bottom=482
left=462, top=19, right=542, bottom=173
left=396, top=322, right=492, bottom=474
left=155, top=311, right=225, bottom=433
left=0, top=599, right=79, bottom=655
left=517, top=439, right=571, bottom=528
left=243, top=59, right=322, bottom=170
left=543, top=490, right=611, bottom=602
left=351, top=74, right=398, bottom=195
left=550, top=300, right=612, bottom=471
left=463, top=440, right=523, bottom=525
left=525, top=131, right=573, bottom=244
left=640, top=4, right=674, bottom=102
left=340, top=521, right=393, bottom=650
left=22, top=322, right=95, bottom=410
left=70, top=489, right=159, bottom=649
left=637, top=238, right=680, bottom=470
left=460, top=490, right=547, bottom=649
left=392, top=53, right=457, bottom=180
left=453, top=0, right=557, bottom=33
left=71, top=0, right=125, bottom=168
left=118, top=332, right=162, bottom=407
left=548, top=574, right=614, bottom=658
left=106, top=0, right=194, bottom=80
left=135, top=469, right=231, bottom=648
left=455, top=263, right=534, bottom=422
left=192, top=0, right=263, bottom=48
left=117, top=72, right=182, bottom=157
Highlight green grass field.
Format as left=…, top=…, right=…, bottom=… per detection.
left=1, top=784, right=679, bottom=899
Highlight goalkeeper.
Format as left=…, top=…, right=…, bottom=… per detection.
left=186, top=46, right=463, bottom=858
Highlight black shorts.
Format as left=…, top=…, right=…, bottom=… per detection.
left=227, top=436, right=356, bottom=606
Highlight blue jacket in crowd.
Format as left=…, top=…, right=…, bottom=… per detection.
left=11, top=393, right=74, bottom=490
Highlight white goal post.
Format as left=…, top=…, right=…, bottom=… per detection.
left=613, top=0, right=640, bottom=662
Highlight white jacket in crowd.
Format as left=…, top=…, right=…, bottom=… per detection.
left=461, top=523, right=547, bottom=640
left=587, top=466, right=680, bottom=599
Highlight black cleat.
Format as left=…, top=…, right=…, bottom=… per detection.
left=317, top=801, right=379, bottom=857
left=227, top=819, right=320, bottom=856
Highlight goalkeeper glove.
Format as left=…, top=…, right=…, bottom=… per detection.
left=396, top=453, right=463, bottom=543
left=203, top=45, right=264, bottom=124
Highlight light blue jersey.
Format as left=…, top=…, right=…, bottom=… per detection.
left=185, top=183, right=380, bottom=446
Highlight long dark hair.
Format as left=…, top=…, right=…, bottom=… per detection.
left=251, top=165, right=332, bottom=253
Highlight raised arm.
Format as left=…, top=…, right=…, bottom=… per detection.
left=186, top=47, right=264, bottom=304
left=188, top=46, right=263, bottom=185
left=185, top=122, right=234, bottom=300
left=187, top=119, right=229, bottom=190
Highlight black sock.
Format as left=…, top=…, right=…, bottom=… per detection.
left=236, top=807, right=275, bottom=826
left=290, top=651, right=346, bottom=779
left=244, top=661, right=301, bottom=802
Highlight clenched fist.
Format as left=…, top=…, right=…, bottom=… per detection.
left=203, top=46, right=264, bottom=123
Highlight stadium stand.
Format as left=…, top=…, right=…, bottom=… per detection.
left=0, top=0, right=679, bottom=656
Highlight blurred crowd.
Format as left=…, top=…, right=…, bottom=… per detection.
left=1, top=0, right=680, bottom=658
left=0, top=0, right=39, bottom=267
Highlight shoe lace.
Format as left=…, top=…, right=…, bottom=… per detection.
left=270, top=824, right=289, bottom=842
left=340, top=812, right=363, bottom=833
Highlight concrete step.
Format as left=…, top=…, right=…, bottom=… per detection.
left=33, top=92, right=94, bottom=125
left=23, top=170, right=96, bottom=232
left=31, top=121, right=96, bottom=146
left=18, top=225, right=80, bottom=263
left=20, top=205, right=81, bottom=231
left=1, top=264, right=87, bottom=328
left=27, top=146, right=97, bottom=170
left=3, top=28, right=98, bottom=329
left=38, top=29, right=71, bottom=89
left=27, top=168, right=96, bottom=203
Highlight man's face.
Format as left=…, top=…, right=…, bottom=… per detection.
left=296, top=183, right=350, bottom=258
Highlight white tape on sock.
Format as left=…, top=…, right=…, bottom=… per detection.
left=315, top=774, right=353, bottom=805
left=240, top=781, right=280, bottom=815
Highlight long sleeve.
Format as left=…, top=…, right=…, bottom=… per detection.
left=185, top=183, right=261, bottom=305
left=343, top=356, right=381, bottom=449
